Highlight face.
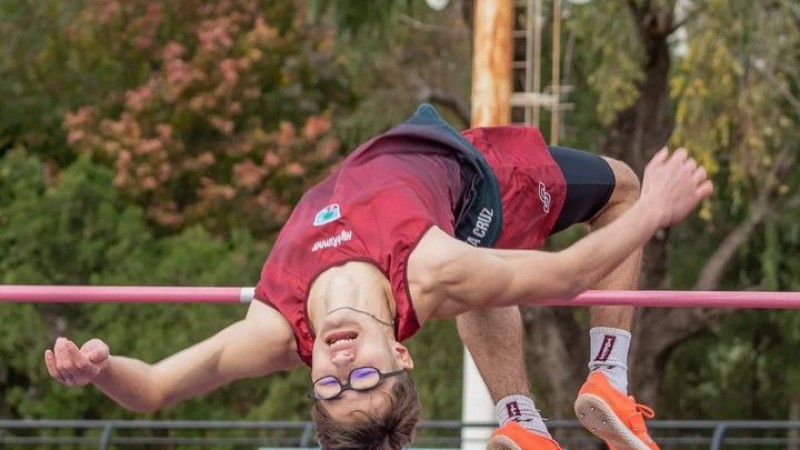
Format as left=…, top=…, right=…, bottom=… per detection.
left=310, top=311, right=413, bottom=421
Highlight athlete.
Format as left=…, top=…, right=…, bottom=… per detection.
left=44, top=104, right=712, bottom=450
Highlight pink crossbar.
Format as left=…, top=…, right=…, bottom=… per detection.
left=1, top=285, right=800, bottom=308
left=537, top=290, right=800, bottom=309
left=0, top=285, right=254, bottom=304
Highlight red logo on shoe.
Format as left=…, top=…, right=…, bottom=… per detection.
left=593, top=335, right=617, bottom=362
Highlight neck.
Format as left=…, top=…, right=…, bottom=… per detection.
left=307, top=262, right=396, bottom=333
left=326, top=306, right=395, bottom=327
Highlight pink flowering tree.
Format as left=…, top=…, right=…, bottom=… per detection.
left=64, top=0, right=350, bottom=237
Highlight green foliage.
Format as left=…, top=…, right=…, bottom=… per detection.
left=7, top=0, right=800, bottom=433
left=0, top=150, right=150, bottom=285
left=0, top=0, right=186, bottom=163
left=56, top=0, right=355, bottom=236
left=309, top=0, right=416, bottom=38
left=672, top=0, right=796, bottom=198
left=0, top=149, right=272, bottom=420
left=406, top=320, right=463, bottom=420
left=332, top=3, right=473, bottom=148
left=0, top=1, right=470, bottom=425
left=568, top=2, right=645, bottom=125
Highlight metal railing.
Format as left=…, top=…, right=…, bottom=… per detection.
left=3, top=419, right=800, bottom=449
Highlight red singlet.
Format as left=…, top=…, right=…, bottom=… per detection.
left=255, top=109, right=565, bottom=366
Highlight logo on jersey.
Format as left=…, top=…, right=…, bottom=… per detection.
left=313, top=203, right=341, bottom=226
left=538, top=182, right=551, bottom=214
left=312, top=230, right=353, bottom=252
left=466, top=207, right=494, bottom=246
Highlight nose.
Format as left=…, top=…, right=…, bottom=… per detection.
left=331, top=350, right=355, bottom=366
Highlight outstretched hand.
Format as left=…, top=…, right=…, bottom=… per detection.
left=45, top=337, right=110, bottom=387
left=640, top=147, right=714, bottom=229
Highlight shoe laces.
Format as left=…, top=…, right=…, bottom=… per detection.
left=630, top=399, right=655, bottom=419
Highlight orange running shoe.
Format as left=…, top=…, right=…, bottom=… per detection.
left=575, top=371, right=660, bottom=450
left=487, top=422, right=563, bottom=450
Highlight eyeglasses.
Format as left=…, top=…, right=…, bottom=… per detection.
left=308, top=366, right=406, bottom=400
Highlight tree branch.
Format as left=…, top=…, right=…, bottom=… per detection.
left=694, top=144, right=795, bottom=290
left=750, top=56, right=800, bottom=117
left=626, top=0, right=648, bottom=25
left=670, top=1, right=711, bottom=34
left=693, top=203, right=771, bottom=290
left=694, top=58, right=800, bottom=290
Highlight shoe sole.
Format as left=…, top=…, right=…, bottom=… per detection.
left=574, top=393, right=653, bottom=450
left=486, top=435, right=522, bottom=450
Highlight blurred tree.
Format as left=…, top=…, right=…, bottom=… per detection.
left=60, top=0, right=353, bottom=237
left=0, top=0, right=470, bottom=425
left=522, top=0, right=800, bottom=422
left=0, top=0, right=145, bottom=161
left=311, top=0, right=473, bottom=145
left=305, top=0, right=475, bottom=422
left=0, top=149, right=279, bottom=421
left=6, top=0, right=800, bottom=432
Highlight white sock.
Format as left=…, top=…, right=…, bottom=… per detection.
left=496, top=394, right=551, bottom=438
left=588, top=327, right=631, bottom=394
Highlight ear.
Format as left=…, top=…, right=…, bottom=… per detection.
left=392, top=342, right=414, bottom=370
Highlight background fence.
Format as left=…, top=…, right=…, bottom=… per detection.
left=4, top=419, right=800, bottom=449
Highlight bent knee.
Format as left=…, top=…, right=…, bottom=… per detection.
left=602, top=157, right=640, bottom=203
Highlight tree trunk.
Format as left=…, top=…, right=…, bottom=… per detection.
left=521, top=1, right=733, bottom=413
left=520, top=0, right=794, bottom=416
left=522, top=1, right=679, bottom=414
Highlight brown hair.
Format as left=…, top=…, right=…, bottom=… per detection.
left=311, top=373, right=421, bottom=450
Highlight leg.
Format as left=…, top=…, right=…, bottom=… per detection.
left=572, top=158, right=660, bottom=450
left=586, top=157, right=642, bottom=393
left=588, top=157, right=642, bottom=329
left=457, top=308, right=562, bottom=450
left=456, top=307, right=529, bottom=402
left=547, top=147, right=658, bottom=449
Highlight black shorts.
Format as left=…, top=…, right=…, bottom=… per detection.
left=547, top=146, right=615, bottom=235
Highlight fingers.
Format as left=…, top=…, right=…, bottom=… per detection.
left=82, top=339, right=109, bottom=364
left=675, top=151, right=713, bottom=202
left=670, top=147, right=689, bottom=164
left=685, top=156, right=698, bottom=173
left=86, top=349, right=107, bottom=364
left=667, top=148, right=705, bottom=184
left=54, top=338, right=76, bottom=384
left=65, top=340, right=92, bottom=373
left=641, top=145, right=714, bottom=228
left=692, top=165, right=713, bottom=199
left=44, top=349, right=61, bottom=381
left=697, top=179, right=714, bottom=199
left=692, top=166, right=708, bottom=185
left=652, top=147, right=669, bottom=164
left=49, top=337, right=99, bottom=386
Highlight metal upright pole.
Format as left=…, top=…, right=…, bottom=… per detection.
left=550, top=0, right=561, bottom=144
left=533, top=0, right=542, bottom=126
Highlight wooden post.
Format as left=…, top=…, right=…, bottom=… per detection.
left=471, top=0, right=513, bottom=126
left=464, top=5, right=513, bottom=449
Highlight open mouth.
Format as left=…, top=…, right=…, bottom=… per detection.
left=325, top=330, right=359, bottom=347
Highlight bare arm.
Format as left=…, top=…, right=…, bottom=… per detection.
left=412, top=148, right=713, bottom=318
left=45, top=300, right=301, bottom=412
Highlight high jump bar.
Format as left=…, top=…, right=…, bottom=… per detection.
left=1, top=286, right=800, bottom=308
